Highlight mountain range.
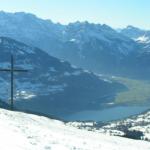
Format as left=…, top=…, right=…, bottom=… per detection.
left=1, top=11, right=150, bottom=78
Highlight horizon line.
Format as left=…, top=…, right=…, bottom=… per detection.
left=0, top=10, right=149, bottom=30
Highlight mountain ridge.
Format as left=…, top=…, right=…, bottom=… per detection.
left=0, top=11, right=148, bottom=78
left=0, top=36, right=125, bottom=117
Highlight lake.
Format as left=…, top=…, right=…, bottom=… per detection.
left=62, top=106, right=149, bottom=122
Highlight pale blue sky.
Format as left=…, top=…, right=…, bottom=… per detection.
left=0, top=0, right=149, bottom=29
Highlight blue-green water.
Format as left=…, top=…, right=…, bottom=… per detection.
left=63, top=106, right=149, bottom=122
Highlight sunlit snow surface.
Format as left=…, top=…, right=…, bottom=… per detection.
left=135, top=35, right=150, bottom=44
left=0, top=109, right=150, bottom=150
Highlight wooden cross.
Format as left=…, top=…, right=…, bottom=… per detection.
left=0, top=55, right=28, bottom=110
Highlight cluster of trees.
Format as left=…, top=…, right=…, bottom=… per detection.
left=123, top=130, right=144, bottom=140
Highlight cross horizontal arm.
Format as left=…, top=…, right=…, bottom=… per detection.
left=13, top=69, right=28, bottom=72
left=0, top=68, right=28, bottom=72
left=0, top=69, right=11, bottom=72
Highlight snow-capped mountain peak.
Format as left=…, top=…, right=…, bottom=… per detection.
left=135, top=34, right=150, bottom=44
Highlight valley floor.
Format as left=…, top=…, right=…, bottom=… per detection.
left=0, top=108, right=150, bottom=150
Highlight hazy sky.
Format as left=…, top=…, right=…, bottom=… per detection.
left=0, top=0, right=150, bottom=29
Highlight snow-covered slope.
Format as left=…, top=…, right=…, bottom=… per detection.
left=0, top=108, right=150, bottom=150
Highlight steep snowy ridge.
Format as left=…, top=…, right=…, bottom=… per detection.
left=0, top=108, right=150, bottom=150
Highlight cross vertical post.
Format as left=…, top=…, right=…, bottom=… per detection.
left=0, top=54, right=28, bottom=110
left=11, top=55, right=14, bottom=110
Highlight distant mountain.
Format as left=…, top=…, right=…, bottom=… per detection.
left=120, top=26, right=146, bottom=38
left=0, top=37, right=125, bottom=117
left=119, top=26, right=150, bottom=78
left=120, top=26, right=150, bottom=42
left=0, top=11, right=141, bottom=76
left=0, top=11, right=64, bottom=52
left=55, top=22, right=139, bottom=75
left=1, top=12, right=150, bottom=78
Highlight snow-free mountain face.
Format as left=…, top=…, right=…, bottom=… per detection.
left=0, top=11, right=142, bottom=76
left=0, top=37, right=125, bottom=117
left=0, top=108, right=150, bottom=150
